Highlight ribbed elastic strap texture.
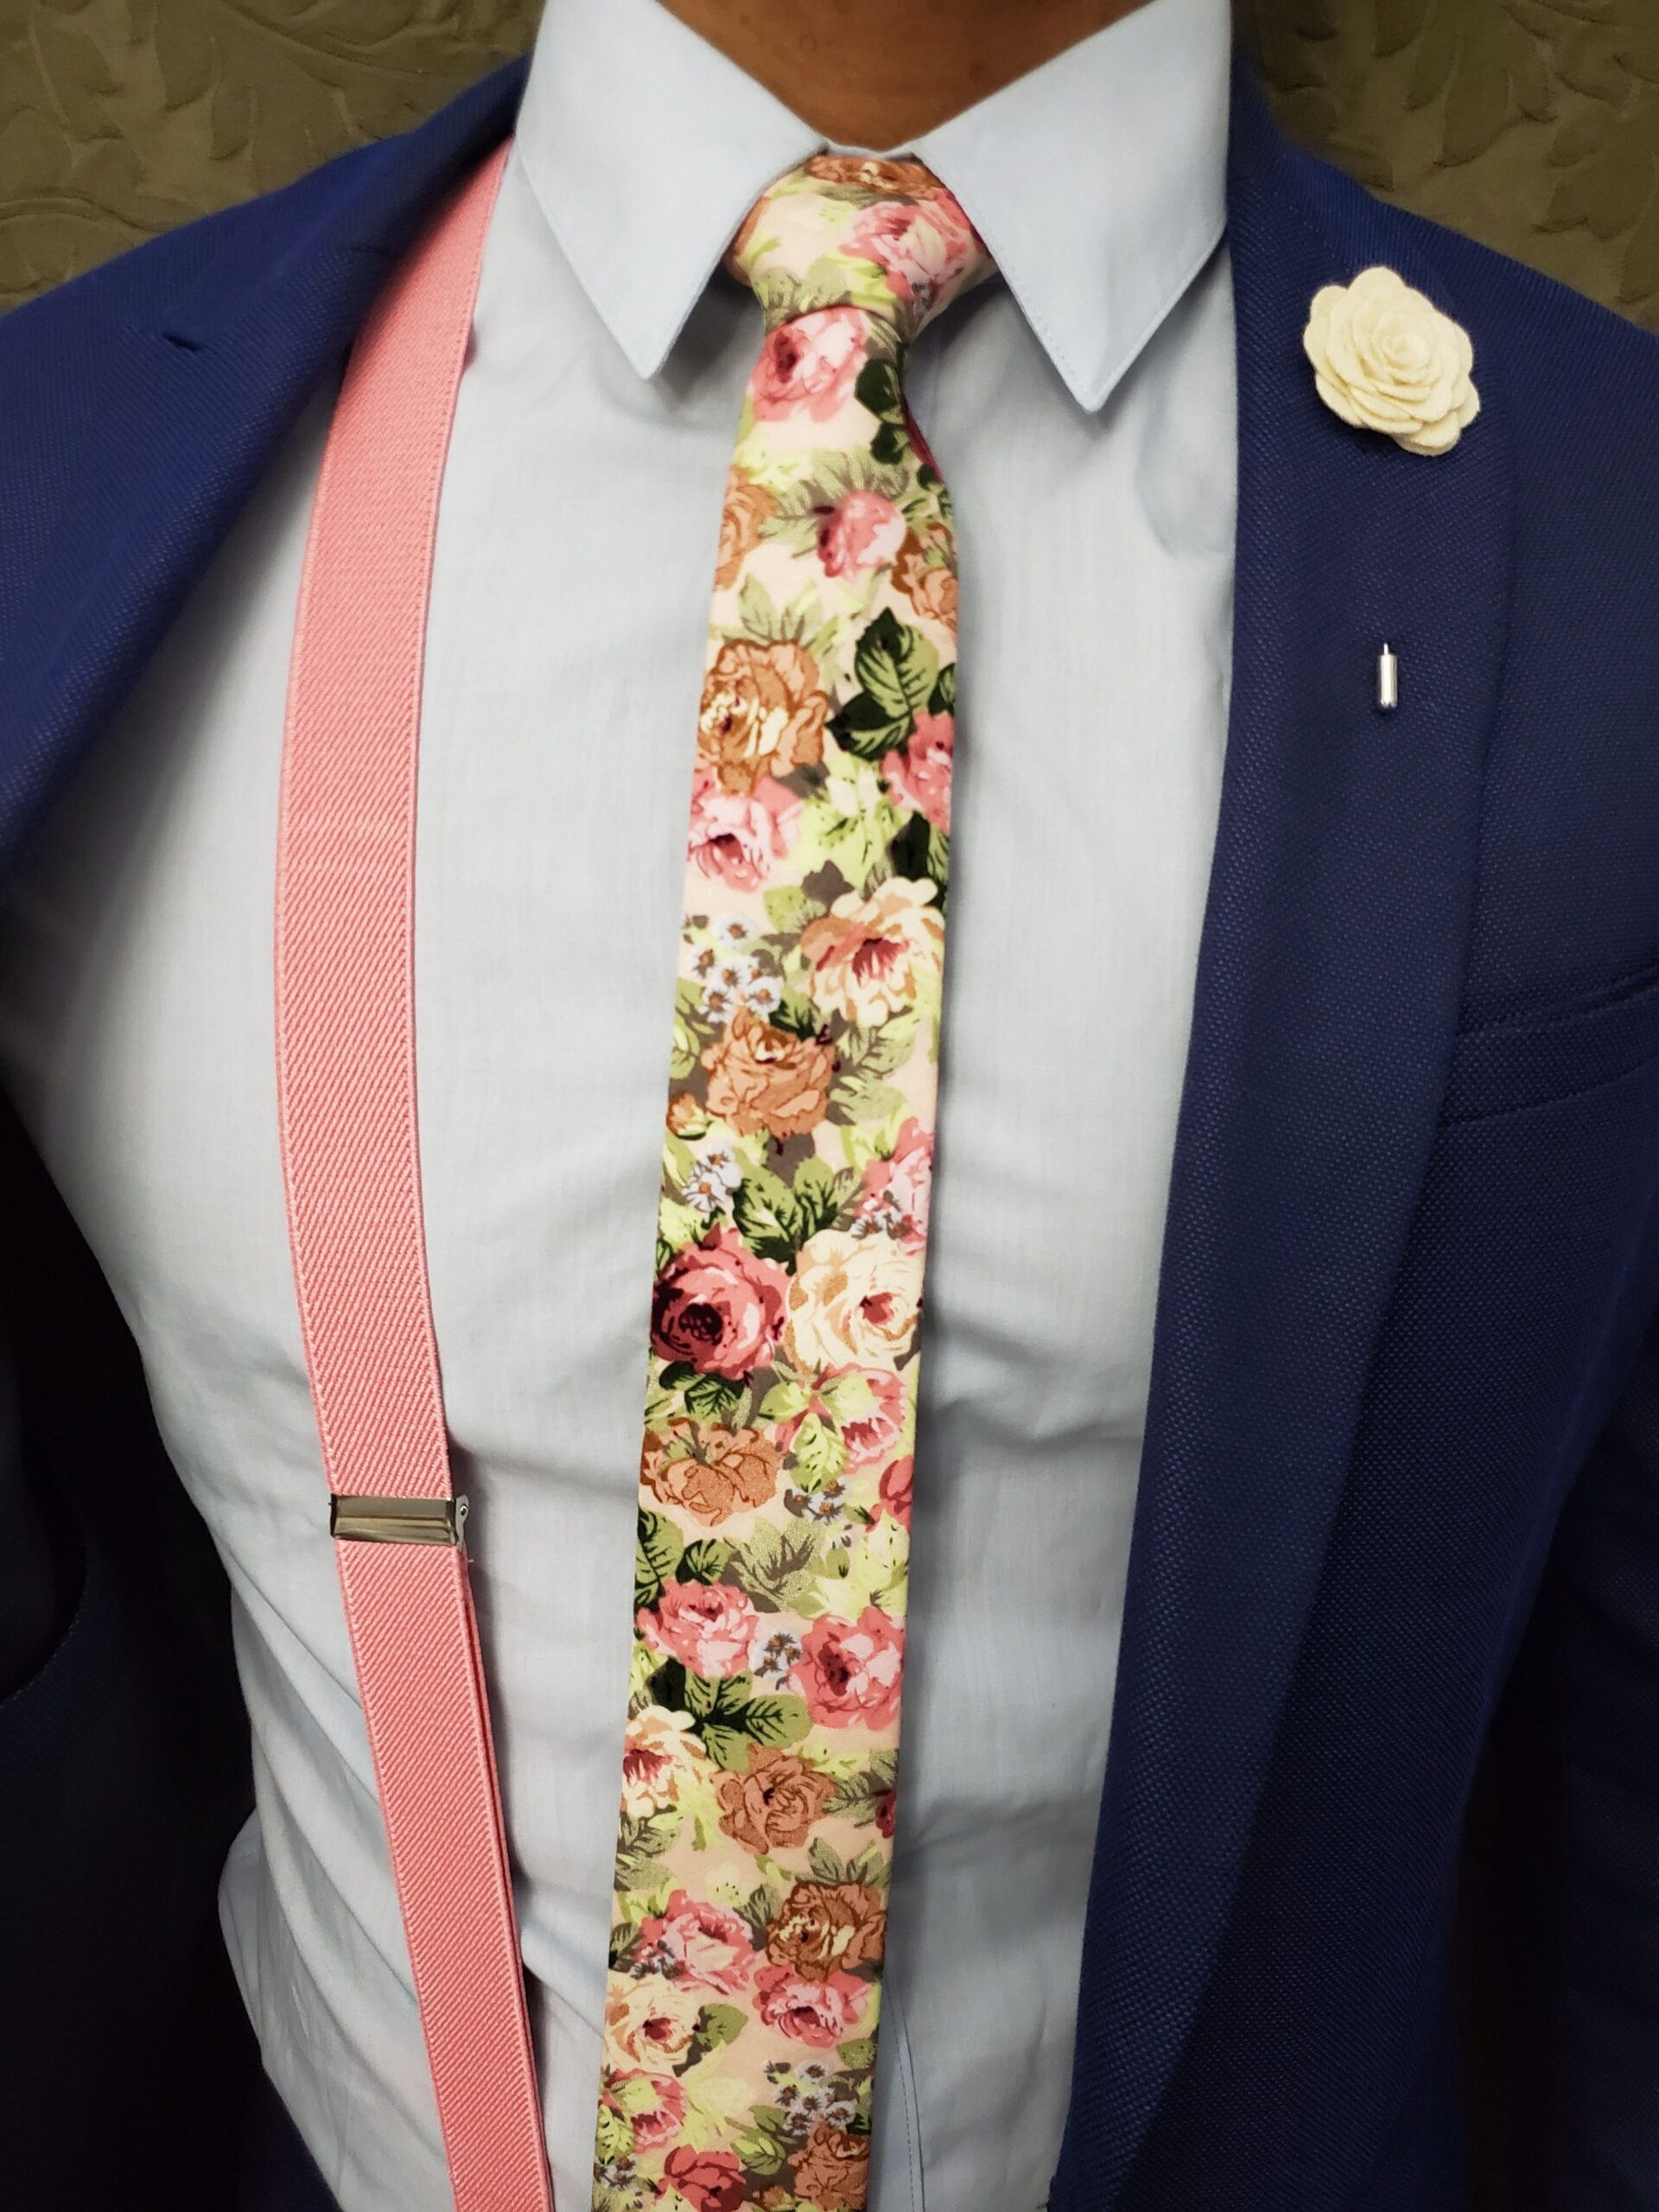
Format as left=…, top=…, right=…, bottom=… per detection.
left=275, top=141, right=555, bottom=2212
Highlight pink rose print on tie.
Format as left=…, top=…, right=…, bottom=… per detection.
left=877, top=1455, right=913, bottom=1529
left=792, top=1606, right=905, bottom=1731
left=651, top=1227, right=790, bottom=1379
left=639, top=1582, right=760, bottom=1679
left=637, top=1892, right=757, bottom=1995
left=603, top=2072, right=687, bottom=2151
left=817, top=490, right=906, bottom=579
left=830, top=1365, right=908, bottom=1469
left=775, top=1366, right=906, bottom=1473
left=883, top=709, right=953, bottom=836
left=662, top=2147, right=747, bottom=2212
left=686, top=768, right=800, bottom=890
left=750, top=306, right=868, bottom=423
left=753, top=1964, right=869, bottom=2046
left=853, top=1117, right=934, bottom=1252
left=848, top=194, right=978, bottom=317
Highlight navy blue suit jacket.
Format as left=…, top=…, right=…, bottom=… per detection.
left=4, top=55, right=1659, bottom=2212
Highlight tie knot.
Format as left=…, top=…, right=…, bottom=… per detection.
left=728, top=156, right=993, bottom=344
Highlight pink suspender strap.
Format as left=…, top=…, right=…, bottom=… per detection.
left=274, top=143, right=555, bottom=2212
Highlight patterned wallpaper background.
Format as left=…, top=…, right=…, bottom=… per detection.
left=1, top=0, right=1656, bottom=322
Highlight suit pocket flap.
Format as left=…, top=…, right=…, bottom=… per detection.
left=1445, top=967, right=1659, bottom=1121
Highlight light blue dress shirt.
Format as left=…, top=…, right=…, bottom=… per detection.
left=0, top=0, right=1236, bottom=2204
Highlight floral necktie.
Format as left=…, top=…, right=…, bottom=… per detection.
left=595, top=158, right=992, bottom=2212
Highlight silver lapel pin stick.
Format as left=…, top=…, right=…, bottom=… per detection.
left=1377, top=641, right=1400, bottom=712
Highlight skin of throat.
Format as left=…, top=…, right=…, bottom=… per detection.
left=653, top=0, right=1154, bottom=147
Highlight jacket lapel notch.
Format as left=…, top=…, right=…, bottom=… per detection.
left=1053, top=68, right=1516, bottom=2208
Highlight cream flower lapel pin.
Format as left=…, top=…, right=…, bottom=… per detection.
left=1304, top=266, right=1478, bottom=456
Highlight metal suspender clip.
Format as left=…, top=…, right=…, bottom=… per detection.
left=330, top=1494, right=470, bottom=1548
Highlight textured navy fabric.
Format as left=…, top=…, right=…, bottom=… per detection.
left=2, top=54, right=1659, bottom=2212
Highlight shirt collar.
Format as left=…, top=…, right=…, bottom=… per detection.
left=516, top=0, right=1231, bottom=411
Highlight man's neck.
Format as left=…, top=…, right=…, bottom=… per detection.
left=654, top=0, right=1152, bottom=147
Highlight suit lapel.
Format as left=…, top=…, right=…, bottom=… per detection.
left=1054, top=69, right=1516, bottom=2206
left=0, top=60, right=525, bottom=874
